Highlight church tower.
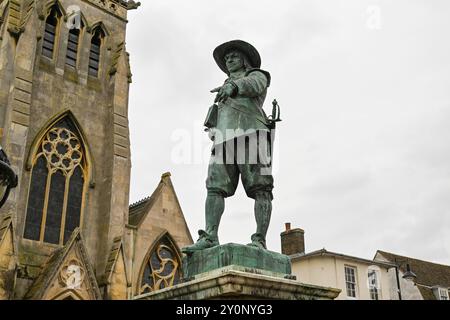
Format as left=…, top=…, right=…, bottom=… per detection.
left=0, top=0, right=140, bottom=299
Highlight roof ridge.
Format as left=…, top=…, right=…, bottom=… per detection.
left=129, top=172, right=172, bottom=209
left=129, top=196, right=151, bottom=209
left=293, top=248, right=396, bottom=268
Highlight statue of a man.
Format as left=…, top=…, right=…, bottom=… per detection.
left=182, top=40, right=274, bottom=253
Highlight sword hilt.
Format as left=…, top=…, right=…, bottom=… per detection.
left=270, top=99, right=282, bottom=123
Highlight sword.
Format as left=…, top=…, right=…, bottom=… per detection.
left=268, top=99, right=282, bottom=129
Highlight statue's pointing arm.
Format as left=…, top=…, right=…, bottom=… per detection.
left=231, top=71, right=268, bottom=98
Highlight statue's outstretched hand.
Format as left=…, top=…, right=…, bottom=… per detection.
left=211, top=83, right=237, bottom=103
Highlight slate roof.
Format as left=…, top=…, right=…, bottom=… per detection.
left=128, top=181, right=164, bottom=226
left=24, top=229, right=102, bottom=300
left=375, top=250, right=450, bottom=300
left=128, top=172, right=193, bottom=244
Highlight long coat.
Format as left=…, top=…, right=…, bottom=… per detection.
left=213, top=68, right=272, bottom=145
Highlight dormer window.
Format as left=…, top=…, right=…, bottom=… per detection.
left=42, top=7, right=60, bottom=59
left=438, top=287, right=449, bottom=300
left=88, top=28, right=105, bottom=77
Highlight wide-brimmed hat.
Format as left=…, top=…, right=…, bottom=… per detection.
left=213, top=40, right=261, bottom=74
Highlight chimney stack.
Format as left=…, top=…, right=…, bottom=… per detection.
left=280, top=223, right=305, bottom=256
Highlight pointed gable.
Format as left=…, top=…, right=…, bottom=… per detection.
left=128, top=183, right=163, bottom=227
left=103, top=236, right=128, bottom=300
left=24, top=229, right=101, bottom=300
left=0, top=213, right=15, bottom=299
left=128, top=172, right=193, bottom=244
left=0, top=213, right=15, bottom=271
left=128, top=172, right=193, bottom=296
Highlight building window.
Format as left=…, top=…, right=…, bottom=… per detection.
left=42, top=7, right=60, bottom=59
left=439, top=288, right=449, bottom=300
left=88, top=28, right=104, bottom=77
left=65, top=28, right=81, bottom=68
left=345, top=265, right=357, bottom=298
left=368, top=269, right=380, bottom=300
left=24, top=117, right=87, bottom=245
left=139, top=234, right=182, bottom=295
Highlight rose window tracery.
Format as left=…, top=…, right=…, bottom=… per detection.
left=139, top=237, right=182, bottom=294
left=41, top=128, right=83, bottom=175
left=24, top=119, right=87, bottom=245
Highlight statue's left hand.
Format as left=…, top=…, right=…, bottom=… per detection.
left=211, top=83, right=236, bottom=103
left=207, top=128, right=216, bottom=141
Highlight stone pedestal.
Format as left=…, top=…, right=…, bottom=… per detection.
left=135, top=265, right=340, bottom=300
left=135, top=244, right=341, bottom=300
left=183, top=243, right=292, bottom=280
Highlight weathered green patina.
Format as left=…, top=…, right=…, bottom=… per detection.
left=136, top=264, right=341, bottom=300
left=182, top=243, right=291, bottom=280
left=182, top=40, right=278, bottom=254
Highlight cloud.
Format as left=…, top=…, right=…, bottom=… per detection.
left=126, top=0, right=450, bottom=264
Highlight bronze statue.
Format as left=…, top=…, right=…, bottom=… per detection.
left=182, top=40, right=279, bottom=253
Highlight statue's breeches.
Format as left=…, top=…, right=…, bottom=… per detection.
left=206, top=132, right=274, bottom=200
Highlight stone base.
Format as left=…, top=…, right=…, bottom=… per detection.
left=135, top=265, right=341, bottom=300
left=182, top=243, right=292, bottom=280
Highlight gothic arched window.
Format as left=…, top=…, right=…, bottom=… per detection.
left=88, top=27, right=105, bottom=77
left=138, top=233, right=182, bottom=295
left=42, top=6, right=61, bottom=59
left=24, top=117, right=87, bottom=245
left=65, top=20, right=84, bottom=68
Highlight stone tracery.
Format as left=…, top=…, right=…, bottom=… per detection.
left=139, top=236, right=182, bottom=294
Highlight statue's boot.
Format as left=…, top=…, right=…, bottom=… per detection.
left=181, top=230, right=219, bottom=254
left=181, top=193, right=223, bottom=254
left=247, top=232, right=267, bottom=250
left=247, top=191, right=271, bottom=250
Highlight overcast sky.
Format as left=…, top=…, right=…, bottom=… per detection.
left=125, top=0, right=450, bottom=265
